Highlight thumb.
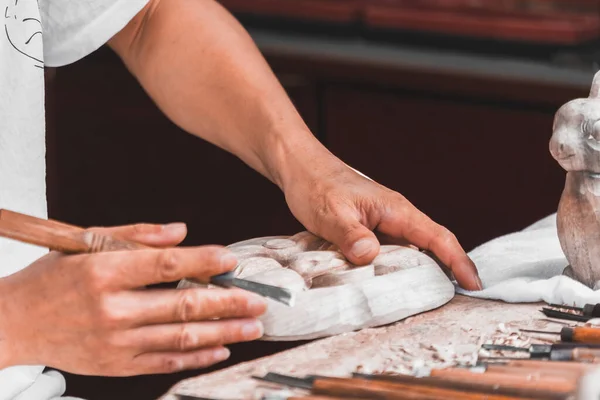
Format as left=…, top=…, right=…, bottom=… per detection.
left=316, top=214, right=380, bottom=265
left=89, top=222, right=188, bottom=248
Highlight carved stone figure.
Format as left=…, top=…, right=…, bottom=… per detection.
left=550, top=71, right=600, bottom=289
left=178, top=231, right=454, bottom=341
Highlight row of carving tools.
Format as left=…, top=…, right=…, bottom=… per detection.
left=174, top=302, right=600, bottom=400
left=175, top=359, right=585, bottom=400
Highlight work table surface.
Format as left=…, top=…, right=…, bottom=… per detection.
left=159, top=295, right=554, bottom=399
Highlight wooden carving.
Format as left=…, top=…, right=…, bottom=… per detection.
left=178, top=231, right=455, bottom=341
left=550, top=71, right=600, bottom=289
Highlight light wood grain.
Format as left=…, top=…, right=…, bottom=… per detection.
left=178, top=231, right=454, bottom=341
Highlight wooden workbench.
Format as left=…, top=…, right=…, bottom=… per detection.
left=158, top=295, right=556, bottom=399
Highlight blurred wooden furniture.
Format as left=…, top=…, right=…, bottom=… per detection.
left=218, top=0, right=600, bottom=45
left=45, top=8, right=599, bottom=399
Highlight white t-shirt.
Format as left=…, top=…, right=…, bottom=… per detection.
left=0, top=0, right=148, bottom=398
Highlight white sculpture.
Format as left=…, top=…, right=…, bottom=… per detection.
left=178, top=231, right=455, bottom=341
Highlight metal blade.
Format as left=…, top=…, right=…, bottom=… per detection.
left=478, top=356, right=532, bottom=362
left=481, top=344, right=529, bottom=352
left=252, top=373, right=314, bottom=390
left=208, top=272, right=295, bottom=307
left=520, top=329, right=559, bottom=335
left=541, top=308, right=590, bottom=322
left=547, top=303, right=583, bottom=312
left=231, top=278, right=295, bottom=307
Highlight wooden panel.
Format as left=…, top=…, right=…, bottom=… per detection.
left=217, top=0, right=361, bottom=23
left=262, top=52, right=588, bottom=109
left=323, top=85, right=566, bottom=251
left=364, top=3, right=600, bottom=44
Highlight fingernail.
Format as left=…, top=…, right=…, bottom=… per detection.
left=162, top=223, right=187, bottom=235
left=475, top=275, right=484, bottom=291
left=213, top=347, right=230, bottom=361
left=242, top=320, right=264, bottom=339
left=248, top=295, right=268, bottom=313
left=351, top=239, right=375, bottom=258
left=220, top=252, right=237, bottom=269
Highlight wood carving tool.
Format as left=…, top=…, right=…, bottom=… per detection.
left=548, top=303, right=600, bottom=318
left=520, top=326, right=600, bottom=343
left=497, top=359, right=594, bottom=373
left=0, top=209, right=295, bottom=306
left=482, top=343, right=600, bottom=359
left=253, top=372, right=563, bottom=400
left=540, top=307, right=591, bottom=322
left=174, top=395, right=353, bottom=400
left=482, top=344, right=600, bottom=362
left=475, top=363, right=585, bottom=379
left=351, top=372, right=570, bottom=399
left=262, top=394, right=367, bottom=400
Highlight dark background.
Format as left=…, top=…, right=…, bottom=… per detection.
left=43, top=1, right=600, bottom=398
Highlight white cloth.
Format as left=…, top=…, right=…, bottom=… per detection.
left=458, top=213, right=600, bottom=306
left=0, top=0, right=147, bottom=398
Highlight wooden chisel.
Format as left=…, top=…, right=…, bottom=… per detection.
left=521, top=327, right=600, bottom=344
left=254, top=372, right=560, bottom=400
left=0, top=209, right=295, bottom=306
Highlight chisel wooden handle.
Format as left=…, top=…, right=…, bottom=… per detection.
left=0, top=209, right=148, bottom=253
left=355, top=372, right=568, bottom=400
left=506, top=359, right=594, bottom=372
left=312, top=377, right=548, bottom=400
left=429, top=369, right=576, bottom=394
left=551, top=348, right=600, bottom=362
left=560, top=327, right=600, bottom=343
left=486, top=364, right=583, bottom=379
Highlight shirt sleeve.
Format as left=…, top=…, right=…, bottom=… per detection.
left=40, top=0, right=150, bottom=67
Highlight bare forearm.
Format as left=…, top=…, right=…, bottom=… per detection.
left=109, top=0, right=320, bottom=189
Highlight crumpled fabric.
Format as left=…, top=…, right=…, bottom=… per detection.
left=457, top=213, right=600, bottom=306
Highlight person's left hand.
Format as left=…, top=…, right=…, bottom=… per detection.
left=280, top=149, right=482, bottom=291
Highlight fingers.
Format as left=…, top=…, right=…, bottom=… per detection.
left=129, top=318, right=263, bottom=354
left=131, top=346, right=231, bottom=375
left=314, top=205, right=380, bottom=266
left=90, top=222, right=187, bottom=248
left=96, top=245, right=238, bottom=289
left=378, top=201, right=483, bottom=291
left=108, top=288, right=267, bottom=327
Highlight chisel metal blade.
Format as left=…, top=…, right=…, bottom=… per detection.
left=207, top=272, right=296, bottom=307
left=252, top=373, right=314, bottom=390
left=481, top=344, right=529, bottom=353
left=548, top=303, right=582, bottom=312
left=541, top=308, right=590, bottom=322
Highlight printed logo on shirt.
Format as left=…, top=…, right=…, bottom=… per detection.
left=4, top=0, right=43, bottom=68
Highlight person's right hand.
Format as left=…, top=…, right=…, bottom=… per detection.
left=0, top=223, right=267, bottom=376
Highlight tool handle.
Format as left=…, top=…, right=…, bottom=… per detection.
left=572, top=348, right=600, bottom=363
left=562, top=327, right=600, bottom=343
left=583, top=303, right=600, bottom=317
left=0, top=209, right=148, bottom=253
left=430, top=369, right=575, bottom=394
left=313, top=377, right=551, bottom=400
left=358, top=371, right=569, bottom=400
left=507, top=359, right=594, bottom=372
left=551, top=348, right=600, bottom=362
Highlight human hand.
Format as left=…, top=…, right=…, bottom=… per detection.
left=0, top=222, right=266, bottom=376
left=280, top=145, right=482, bottom=291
